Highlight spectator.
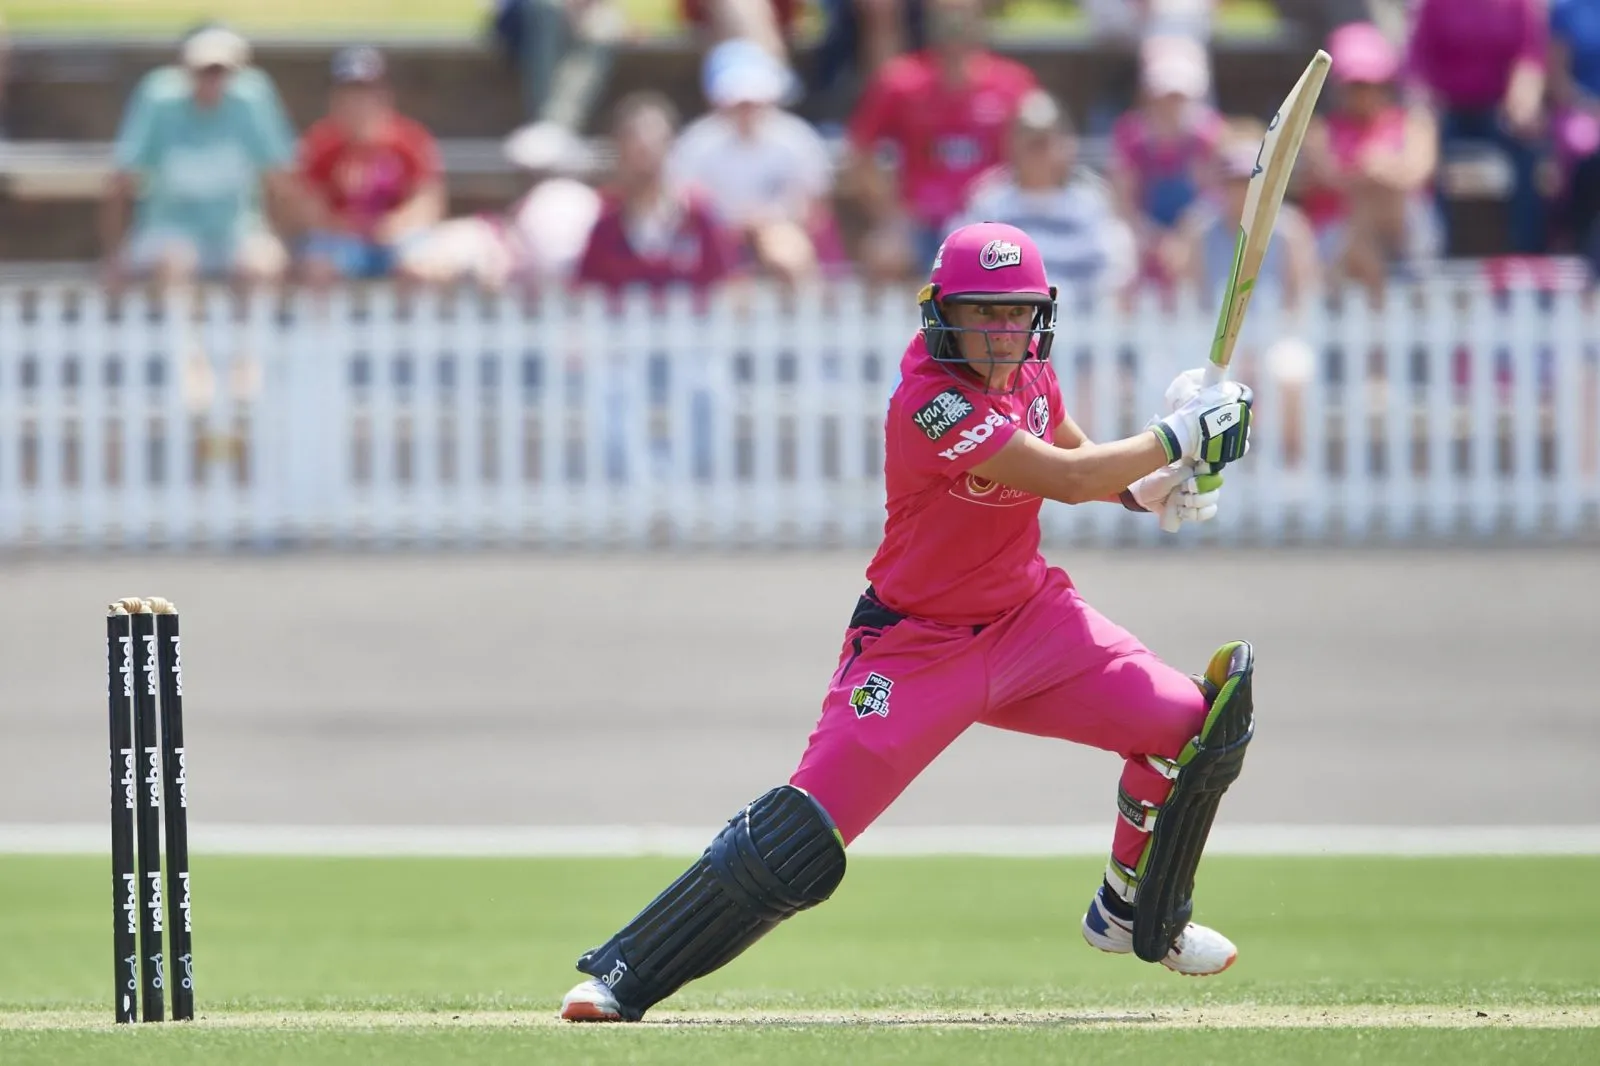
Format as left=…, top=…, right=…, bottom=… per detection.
left=681, top=0, right=799, bottom=60
left=296, top=47, right=446, bottom=289
left=811, top=1, right=934, bottom=104
left=490, top=0, right=624, bottom=128
left=0, top=14, right=10, bottom=139
left=1550, top=0, right=1600, bottom=270
left=1404, top=0, right=1549, bottom=254
left=1168, top=122, right=1320, bottom=472
left=668, top=38, right=840, bottom=285
left=952, top=90, right=1136, bottom=296
left=101, top=26, right=296, bottom=292
left=576, top=92, right=733, bottom=295
left=843, top=0, right=1039, bottom=282
left=400, top=121, right=603, bottom=291
left=1298, top=21, right=1440, bottom=299
left=1108, top=34, right=1225, bottom=289
left=1167, top=121, right=1318, bottom=313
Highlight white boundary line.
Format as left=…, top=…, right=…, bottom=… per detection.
left=3, top=824, right=1600, bottom=857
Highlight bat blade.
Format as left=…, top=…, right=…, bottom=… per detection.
left=1206, top=49, right=1331, bottom=383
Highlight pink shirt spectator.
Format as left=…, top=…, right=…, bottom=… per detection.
left=1110, top=104, right=1224, bottom=228
left=575, top=191, right=731, bottom=294
left=1405, top=0, right=1549, bottom=111
left=865, top=333, right=1062, bottom=626
left=848, top=52, right=1039, bottom=230
left=1300, top=106, right=1414, bottom=230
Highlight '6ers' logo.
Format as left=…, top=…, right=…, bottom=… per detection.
left=1026, top=395, right=1050, bottom=438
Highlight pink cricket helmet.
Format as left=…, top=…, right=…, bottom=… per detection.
left=919, top=221, right=1058, bottom=375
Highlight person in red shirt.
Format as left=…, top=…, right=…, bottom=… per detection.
left=844, top=0, right=1039, bottom=281
left=296, top=46, right=445, bottom=285
left=575, top=92, right=732, bottom=295
left=557, top=222, right=1259, bottom=1023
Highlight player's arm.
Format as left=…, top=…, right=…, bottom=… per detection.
left=1050, top=412, right=1148, bottom=507
left=970, top=428, right=1170, bottom=506
left=971, top=386, right=1251, bottom=507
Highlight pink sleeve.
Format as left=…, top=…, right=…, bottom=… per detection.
left=1517, top=0, right=1550, bottom=66
left=1402, top=0, right=1442, bottom=97
left=897, top=380, right=1019, bottom=475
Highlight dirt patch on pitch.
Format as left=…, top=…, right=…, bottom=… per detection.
left=3, top=1005, right=1599, bottom=1031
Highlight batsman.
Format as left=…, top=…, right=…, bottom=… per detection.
left=560, top=221, right=1258, bottom=1021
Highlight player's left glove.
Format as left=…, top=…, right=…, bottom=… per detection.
left=1123, top=466, right=1224, bottom=526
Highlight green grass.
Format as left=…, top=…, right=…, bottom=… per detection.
left=1, top=855, right=1596, bottom=1063
left=1, top=0, right=1281, bottom=38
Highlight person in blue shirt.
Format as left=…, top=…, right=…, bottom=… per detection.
left=101, top=27, right=299, bottom=291
left=1552, top=0, right=1600, bottom=270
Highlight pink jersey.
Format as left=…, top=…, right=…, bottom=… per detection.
left=865, top=334, right=1063, bottom=627
left=1405, top=0, right=1547, bottom=111
left=848, top=51, right=1038, bottom=230
left=1300, top=107, right=1413, bottom=230
left=1110, top=105, right=1224, bottom=229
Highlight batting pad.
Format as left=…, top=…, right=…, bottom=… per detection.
left=575, top=785, right=846, bottom=1018
left=1132, top=641, right=1255, bottom=963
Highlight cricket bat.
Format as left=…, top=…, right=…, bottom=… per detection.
left=1162, top=49, right=1332, bottom=533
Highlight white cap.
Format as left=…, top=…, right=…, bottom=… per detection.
left=183, top=27, right=250, bottom=71
left=702, top=38, right=796, bottom=108
left=1141, top=35, right=1210, bottom=100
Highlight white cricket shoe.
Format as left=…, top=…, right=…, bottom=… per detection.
left=559, top=977, right=628, bottom=1022
left=1081, top=889, right=1238, bottom=976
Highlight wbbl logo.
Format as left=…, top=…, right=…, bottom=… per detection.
left=849, top=673, right=894, bottom=719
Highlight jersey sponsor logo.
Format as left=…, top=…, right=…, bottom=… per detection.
left=1026, top=395, right=1050, bottom=437
left=936, top=410, right=1007, bottom=460
left=979, top=239, right=1023, bottom=270
left=849, top=672, right=894, bottom=719
left=912, top=389, right=976, bottom=440
left=950, top=472, right=1037, bottom=508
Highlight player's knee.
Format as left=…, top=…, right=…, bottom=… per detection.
left=708, top=785, right=847, bottom=916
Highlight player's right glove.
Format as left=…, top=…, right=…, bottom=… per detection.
left=1151, top=382, right=1253, bottom=468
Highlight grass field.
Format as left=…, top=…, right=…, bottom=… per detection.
left=1, top=0, right=1281, bottom=38
left=1, top=854, right=1596, bottom=1063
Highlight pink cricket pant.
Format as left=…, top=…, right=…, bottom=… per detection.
left=790, top=566, right=1208, bottom=872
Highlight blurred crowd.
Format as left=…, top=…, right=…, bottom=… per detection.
left=95, top=0, right=1600, bottom=311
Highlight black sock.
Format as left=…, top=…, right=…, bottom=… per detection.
left=1100, top=879, right=1135, bottom=921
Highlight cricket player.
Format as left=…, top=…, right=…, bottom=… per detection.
left=561, top=221, right=1257, bottom=1022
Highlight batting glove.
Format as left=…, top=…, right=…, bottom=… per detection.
left=1123, top=465, right=1224, bottom=526
left=1151, top=382, right=1253, bottom=468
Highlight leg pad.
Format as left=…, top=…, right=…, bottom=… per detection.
left=576, top=785, right=846, bottom=1017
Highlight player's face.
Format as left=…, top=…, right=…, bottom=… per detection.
left=944, top=302, right=1035, bottom=385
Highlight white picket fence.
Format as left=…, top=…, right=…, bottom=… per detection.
left=0, top=279, right=1596, bottom=551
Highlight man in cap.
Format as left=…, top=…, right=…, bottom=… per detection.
left=954, top=89, right=1136, bottom=296
left=668, top=38, right=839, bottom=283
left=843, top=0, right=1038, bottom=281
left=101, top=25, right=296, bottom=291
left=296, top=46, right=445, bottom=287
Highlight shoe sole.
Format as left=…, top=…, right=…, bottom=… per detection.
left=560, top=1000, right=625, bottom=1022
